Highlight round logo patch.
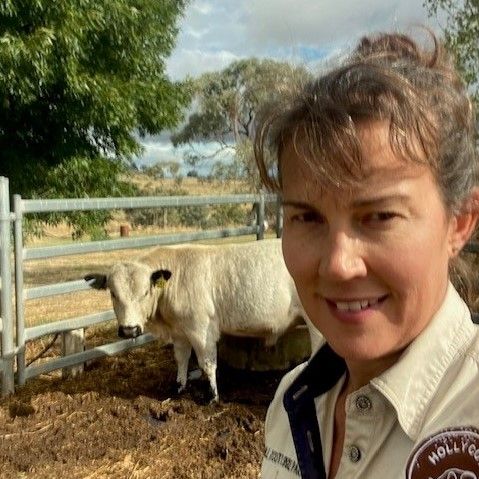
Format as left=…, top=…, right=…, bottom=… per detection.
left=406, top=427, right=479, bottom=479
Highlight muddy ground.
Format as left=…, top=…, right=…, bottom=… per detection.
left=0, top=332, right=288, bottom=479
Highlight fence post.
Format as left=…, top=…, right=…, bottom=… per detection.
left=0, top=177, right=15, bottom=396
left=62, top=329, right=84, bottom=378
left=275, top=194, right=283, bottom=238
left=13, top=194, right=27, bottom=385
left=256, top=192, right=265, bottom=241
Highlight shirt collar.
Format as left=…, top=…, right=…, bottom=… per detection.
left=370, top=282, right=475, bottom=440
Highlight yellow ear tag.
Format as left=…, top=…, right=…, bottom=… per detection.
left=155, top=277, right=167, bottom=290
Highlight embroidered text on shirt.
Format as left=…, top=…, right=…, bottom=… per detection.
left=265, top=447, right=301, bottom=476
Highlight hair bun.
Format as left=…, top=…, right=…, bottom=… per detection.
left=354, top=31, right=440, bottom=68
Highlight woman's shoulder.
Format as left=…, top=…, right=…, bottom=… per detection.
left=464, top=322, right=479, bottom=362
left=421, top=324, right=479, bottom=433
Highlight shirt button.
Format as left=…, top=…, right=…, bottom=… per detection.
left=349, top=445, right=361, bottom=463
left=355, top=395, right=372, bottom=411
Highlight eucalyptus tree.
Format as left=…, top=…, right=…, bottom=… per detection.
left=0, top=0, right=190, bottom=237
left=171, top=58, right=310, bottom=189
left=425, top=0, right=478, bottom=110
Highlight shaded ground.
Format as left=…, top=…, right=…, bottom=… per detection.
left=0, top=338, right=286, bottom=479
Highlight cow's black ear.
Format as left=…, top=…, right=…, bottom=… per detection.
left=85, top=274, right=107, bottom=290
left=151, top=269, right=172, bottom=289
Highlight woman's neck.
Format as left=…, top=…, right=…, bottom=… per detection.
left=344, top=349, right=404, bottom=393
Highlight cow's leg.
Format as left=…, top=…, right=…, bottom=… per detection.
left=197, top=347, right=218, bottom=403
left=192, top=339, right=218, bottom=403
left=184, top=318, right=220, bottom=403
left=173, top=337, right=191, bottom=394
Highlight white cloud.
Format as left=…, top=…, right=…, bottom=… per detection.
left=192, top=1, right=213, bottom=16
left=135, top=138, right=233, bottom=177
left=184, top=26, right=210, bottom=40
left=167, top=0, right=441, bottom=80
left=167, top=48, right=240, bottom=80
left=134, top=142, right=178, bottom=166
left=245, top=0, right=430, bottom=49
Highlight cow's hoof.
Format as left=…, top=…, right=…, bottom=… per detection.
left=187, top=380, right=217, bottom=405
left=176, top=382, right=187, bottom=395
left=206, top=385, right=219, bottom=405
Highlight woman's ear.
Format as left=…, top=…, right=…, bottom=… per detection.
left=448, top=187, right=479, bottom=257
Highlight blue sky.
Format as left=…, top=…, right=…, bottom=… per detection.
left=135, top=0, right=442, bottom=171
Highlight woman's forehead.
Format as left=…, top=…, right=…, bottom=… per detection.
left=279, top=120, right=430, bottom=192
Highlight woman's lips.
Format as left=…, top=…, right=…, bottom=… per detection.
left=324, top=294, right=388, bottom=320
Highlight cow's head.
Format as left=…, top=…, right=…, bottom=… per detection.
left=85, top=262, right=172, bottom=338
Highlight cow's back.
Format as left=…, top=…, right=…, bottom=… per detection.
left=209, top=240, right=297, bottom=332
left=142, top=239, right=301, bottom=338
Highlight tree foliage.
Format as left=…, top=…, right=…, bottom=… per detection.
left=171, top=58, right=310, bottom=189
left=425, top=0, right=479, bottom=109
left=0, top=0, right=190, bottom=236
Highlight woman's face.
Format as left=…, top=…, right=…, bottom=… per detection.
left=280, top=121, right=460, bottom=366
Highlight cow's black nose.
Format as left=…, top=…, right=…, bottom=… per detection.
left=118, top=325, right=142, bottom=338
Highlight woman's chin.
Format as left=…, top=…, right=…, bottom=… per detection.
left=327, top=338, right=399, bottom=364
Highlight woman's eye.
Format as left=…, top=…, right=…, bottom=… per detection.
left=292, top=211, right=323, bottom=223
left=364, top=211, right=398, bottom=223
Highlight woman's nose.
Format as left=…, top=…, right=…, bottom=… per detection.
left=318, top=232, right=367, bottom=281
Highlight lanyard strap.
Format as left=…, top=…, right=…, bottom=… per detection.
left=283, top=344, right=346, bottom=479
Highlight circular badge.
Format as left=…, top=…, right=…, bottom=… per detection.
left=406, top=427, right=479, bottom=479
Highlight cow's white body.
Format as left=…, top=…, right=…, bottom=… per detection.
left=86, top=239, right=306, bottom=401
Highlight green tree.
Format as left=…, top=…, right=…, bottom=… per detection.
left=0, top=0, right=190, bottom=237
left=171, top=58, right=310, bottom=189
left=425, top=0, right=478, bottom=109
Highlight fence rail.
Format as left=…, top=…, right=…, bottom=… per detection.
left=20, top=194, right=262, bottom=213
left=0, top=177, right=280, bottom=396
left=23, top=226, right=258, bottom=260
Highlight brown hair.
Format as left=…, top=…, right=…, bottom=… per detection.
left=254, top=30, right=477, bottom=211
left=254, top=30, right=478, bottom=304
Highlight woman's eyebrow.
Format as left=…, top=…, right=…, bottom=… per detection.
left=352, top=194, right=410, bottom=208
left=282, top=195, right=409, bottom=210
left=281, top=200, right=315, bottom=209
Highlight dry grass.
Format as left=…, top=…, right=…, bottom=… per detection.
left=127, top=174, right=251, bottom=196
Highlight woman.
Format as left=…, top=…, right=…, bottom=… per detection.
left=254, top=31, right=479, bottom=479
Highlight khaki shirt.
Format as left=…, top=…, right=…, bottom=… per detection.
left=261, top=283, right=479, bottom=479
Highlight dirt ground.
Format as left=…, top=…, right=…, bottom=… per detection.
left=0, top=331, right=287, bottom=479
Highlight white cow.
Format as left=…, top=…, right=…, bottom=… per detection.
left=85, top=239, right=306, bottom=402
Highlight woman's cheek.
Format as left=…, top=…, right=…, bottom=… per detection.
left=281, top=238, right=299, bottom=279
left=282, top=231, right=317, bottom=281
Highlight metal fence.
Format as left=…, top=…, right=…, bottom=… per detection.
left=0, top=176, right=280, bottom=396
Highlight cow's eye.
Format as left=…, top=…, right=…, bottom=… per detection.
left=110, top=291, right=116, bottom=299
left=143, top=290, right=149, bottom=298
